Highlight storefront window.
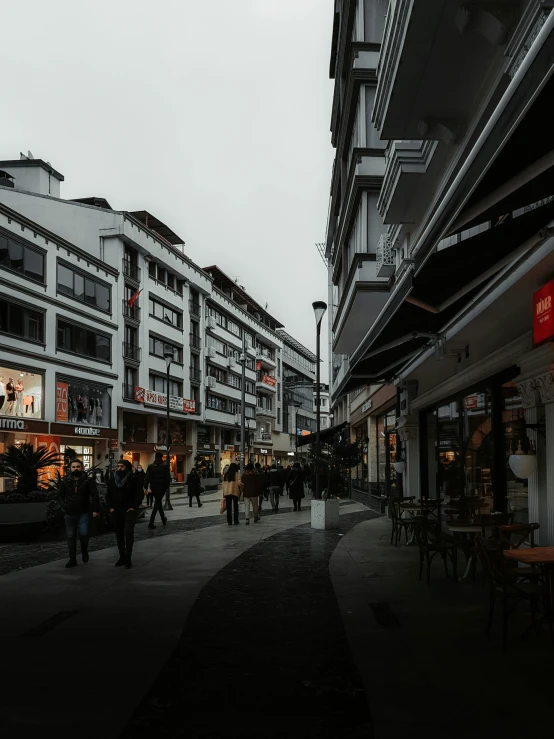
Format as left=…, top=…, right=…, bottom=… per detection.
left=158, top=418, right=187, bottom=446
left=0, top=366, right=43, bottom=418
left=375, top=408, right=396, bottom=497
left=55, top=376, right=111, bottom=427
left=122, top=412, right=148, bottom=443
left=503, top=383, right=528, bottom=524
left=437, top=401, right=461, bottom=502
left=463, top=391, right=493, bottom=513
left=60, top=444, right=94, bottom=470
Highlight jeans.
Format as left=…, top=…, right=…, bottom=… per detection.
left=269, top=486, right=280, bottom=510
left=149, top=494, right=166, bottom=526
left=225, top=495, right=239, bottom=524
left=244, top=496, right=259, bottom=520
left=112, top=509, right=138, bottom=557
left=64, top=513, right=89, bottom=560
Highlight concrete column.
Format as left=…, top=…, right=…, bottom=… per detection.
left=544, top=402, right=554, bottom=545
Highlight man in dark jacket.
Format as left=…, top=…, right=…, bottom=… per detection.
left=107, top=459, right=144, bottom=569
left=267, top=463, right=282, bottom=511
left=144, top=452, right=170, bottom=530
left=58, top=459, right=100, bottom=568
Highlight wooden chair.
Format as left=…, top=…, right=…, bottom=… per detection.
left=414, top=516, right=457, bottom=585
left=475, top=536, right=550, bottom=650
left=492, top=523, right=542, bottom=582
left=388, top=497, right=415, bottom=546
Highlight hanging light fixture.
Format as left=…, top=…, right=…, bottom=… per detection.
left=509, top=439, right=537, bottom=479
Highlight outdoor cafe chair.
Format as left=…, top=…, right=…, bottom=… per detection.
left=414, top=516, right=458, bottom=585
left=388, top=497, right=415, bottom=547
left=475, top=535, right=551, bottom=651
left=492, top=523, right=542, bottom=583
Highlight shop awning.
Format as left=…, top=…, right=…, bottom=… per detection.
left=341, top=198, right=554, bottom=395
left=296, top=421, right=348, bottom=447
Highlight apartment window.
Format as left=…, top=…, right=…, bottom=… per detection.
left=228, top=320, right=241, bottom=337
left=228, top=373, right=241, bottom=389
left=229, top=400, right=240, bottom=415
left=277, top=358, right=281, bottom=376
left=0, top=229, right=45, bottom=284
left=207, top=365, right=226, bottom=383
left=57, top=261, right=111, bottom=312
left=57, top=318, right=111, bottom=362
left=149, top=297, right=182, bottom=328
left=167, top=273, right=175, bottom=291
left=157, top=267, right=166, bottom=285
left=207, top=394, right=227, bottom=411
left=149, top=261, right=157, bottom=278
left=277, top=407, right=281, bottom=424
left=176, top=280, right=183, bottom=296
left=124, top=366, right=137, bottom=387
left=207, top=335, right=227, bottom=355
left=0, top=297, right=45, bottom=343
left=149, top=335, right=183, bottom=364
left=245, top=380, right=255, bottom=394
left=245, top=405, right=256, bottom=419
left=149, top=372, right=182, bottom=396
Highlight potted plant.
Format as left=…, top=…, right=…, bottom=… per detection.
left=0, top=443, right=62, bottom=541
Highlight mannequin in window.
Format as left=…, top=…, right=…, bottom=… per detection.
left=14, top=379, right=24, bottom=416
left=5, top=377, right=16, bottom=415
left=77, top=395, right=86, bottom=423
left=0, top=376, right=5, bottom=413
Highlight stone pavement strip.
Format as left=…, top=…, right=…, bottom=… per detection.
left=0, top=502, right=371, bottom=739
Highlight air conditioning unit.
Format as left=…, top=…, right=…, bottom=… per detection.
left=206, top=346, right=216, bottom=358
left=234, top=413, right=241, bottom=425
left=206, top=376, right=216, bottom=388
left=227, top=357, right=236, bottom=368
left=206, top=316, right=216, bottom=329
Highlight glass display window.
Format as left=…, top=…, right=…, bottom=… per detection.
left=61, top=444, right=94, bottom=470
left=56, top=376, right=111, bottom=427
left=0, top=366, right=43, bottom=419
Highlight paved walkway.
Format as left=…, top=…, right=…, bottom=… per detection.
left=0, top=500, right=372, bottom=738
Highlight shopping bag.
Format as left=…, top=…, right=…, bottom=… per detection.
left=220, top=498, right=227, bottom=515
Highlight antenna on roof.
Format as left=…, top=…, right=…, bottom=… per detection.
left=316, top=242, right=328, bottom=268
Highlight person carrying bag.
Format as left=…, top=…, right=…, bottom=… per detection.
left=221, top=462, right=242, bottom=526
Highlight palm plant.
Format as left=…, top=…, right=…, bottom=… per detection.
left=2, top=443, right=62, bottom=496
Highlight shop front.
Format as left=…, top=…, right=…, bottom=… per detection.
left=49, top=422, right=118, bottom=478
left=55, top=376, right=111, bottom=427
left=0, top=364, right=44, bottom=419
left=253, top=446, right=272, bottom=467
left=121, top=442, right=192, bottom=482
left=0, top=417, right=50, bottom=492
left=196, top=424, right=219, bottom=480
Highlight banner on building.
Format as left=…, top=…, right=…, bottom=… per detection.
left=134, top=386, right=196, bottom=414
left=55, top=382, right=69, bottom=422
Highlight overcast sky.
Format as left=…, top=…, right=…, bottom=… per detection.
left=3, top=0, right=334, bottom=377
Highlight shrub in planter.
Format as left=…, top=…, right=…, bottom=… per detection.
left=27, top=491, right=47, bottom=503
left=3, top=493, right=27, bottom=504
left=3, top=443, right=62, bottom=496
left=43, top=498, right=64, bottom=532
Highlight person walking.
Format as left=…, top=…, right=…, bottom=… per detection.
left=186, top=467, right=203, bottom=508
left=255, top=462, right=266, bottom=511
left=242, top=462, right=261, bottom=524
left=135, top=464, right=147, bottom=506
left=107, top=459, right=144, bottom=569
left=287, top=462, right=305, bottom=511
left=222, top=462, right=242, bottom=526
left=267, top=463, right=282, bottom=512
left=144, top=452, right=170, bottom=530
left=58, top=459, right=100, bottom=568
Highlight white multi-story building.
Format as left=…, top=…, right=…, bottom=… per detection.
left=314, top=383, right=331, bottom=430
left=0, top=154, right=318, bottom=482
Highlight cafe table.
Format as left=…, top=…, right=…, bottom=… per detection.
left=504, top=547, right=554, bottom=605
left=448, top=524, right=482, bottom=581
left=398, top=501, right=441, bottom=545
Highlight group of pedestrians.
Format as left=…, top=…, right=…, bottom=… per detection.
left=221, top=460, right=307, bottom=526
left=57, top=452, right=171, bottom=570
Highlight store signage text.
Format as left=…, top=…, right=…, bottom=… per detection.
left=134, top=386, right=196, bottom=414
left=0, top=418, right=25, bottom=430
left=533, top=280, right=554, bottom=345
left=75, top=427, right=101, bottom=436
left=361, top=400, right=372, bottom=413
left=260, top=448, right=268, bottom=454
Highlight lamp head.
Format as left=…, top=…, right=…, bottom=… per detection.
left=163, top=347, right=174, bottom=369
left=312, top=301, right=327, bottom=327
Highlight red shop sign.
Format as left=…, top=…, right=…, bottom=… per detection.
left=533, top=280, right=554, bottom=346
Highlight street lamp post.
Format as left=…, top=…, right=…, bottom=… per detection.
left=239, top=334, right=247, bottom=472
left=312, top=301, right=327, bottom=500
left=163, top=347, right=174, bottom=511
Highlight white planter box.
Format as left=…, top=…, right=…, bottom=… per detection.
left=311, top=499, right=340, bottom=530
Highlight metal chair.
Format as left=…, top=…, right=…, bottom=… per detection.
left=388, top=497, right=415, bottom=546
left=475, top=535, right=550, bottom=651
left=414, top=516, right=458, bottom=585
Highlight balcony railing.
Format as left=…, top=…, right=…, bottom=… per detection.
left=190, top=366, right=202, bottom=383
left=123, top=342, right=141, bottom=362
left=122, top=383, right=136, bottom=401
left=376, top=234, right=395, bottom=278
left=122, top=299, right=141, bottom=323
left=122, top=259, right=141, bottom=283
left=189, top=300, right=201, bottom=318
left=189, top=333, right=202, bottom=350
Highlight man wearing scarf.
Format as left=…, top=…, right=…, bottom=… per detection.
left=106, top=459, right=144, bottom=569
left=58, top=459, right=100, bottom=568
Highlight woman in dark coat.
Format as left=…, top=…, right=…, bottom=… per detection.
left=287, top=462, right=305, bottom=512
left=186, top=468, right=203, bottom=508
